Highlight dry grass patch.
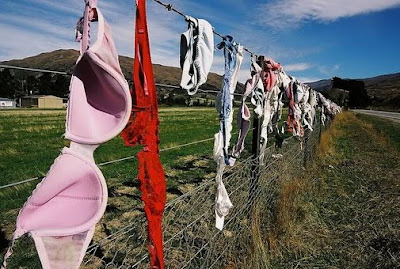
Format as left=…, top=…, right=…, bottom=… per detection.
left=177, top=154, right=198, bottom=163
left=0, top=148, right=18, bottom=157
left=317, top=113, right=350, bottom=159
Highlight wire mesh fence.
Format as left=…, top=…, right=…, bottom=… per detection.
left=82, top=120, right=324, bottom=268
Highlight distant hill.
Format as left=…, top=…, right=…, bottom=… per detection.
left=306, top=79, right=331, bottom=92
left=307, top=73, right=400, bottom=111
left=1, top=50, right=398, bottom=110
left=361, top=73, right=400, bottom=110
left=1, top=49, right=229, bottom=92
left=0, top=49, right=244, bottom=106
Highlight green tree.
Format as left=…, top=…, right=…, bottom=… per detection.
left=54, top=75, right=70, bottom=97
left=332, top=77, right=369, bottom=108
left=0, top=69, right=16, bottom=98
left=26, top=75, right=40, bottom=96
left=38, top=73, right=53, bottom=95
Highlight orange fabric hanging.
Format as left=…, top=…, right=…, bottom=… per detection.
left=121, top=0, right=166, bottom=268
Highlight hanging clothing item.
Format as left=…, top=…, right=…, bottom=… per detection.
left=317, top=92, right=341, bottom=124
left=215, top=36, right=244, bottom=165
left=262, top=58, right=281, bottom=92
left=230, top=58, right=264, bottom=164
left=300, top=86, right=313, bottom=131
left=271, top=69, right=290, bottom=138
left=285, top=78, right=304, bottom=137
left=1, top=1, right=131, bottom=268
left=120, top=0, right=166, bottom=268
left=317, top=92, right=332, bottom=119
left=213, top=137, right=233, bottom=231
left=180, top=16, right=214, bottom=95
left=308, top=89, right=318, bottom=127
left=67, top=3, right=131, bottom=144
left=259, top=84, right=281, bottom=164
left=214, top=36, right=243, bottom=230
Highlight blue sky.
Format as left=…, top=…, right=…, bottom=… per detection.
left=0, top=0, right=399, bottom=83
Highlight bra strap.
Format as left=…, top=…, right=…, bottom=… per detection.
left=75, top=0, right=98, bottom=54
left=0, top=233, right=17, bottom=269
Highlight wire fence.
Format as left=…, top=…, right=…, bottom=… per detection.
left=0, top=63, right=330, bottom=268
left=81, top=120, right=324, bottom=268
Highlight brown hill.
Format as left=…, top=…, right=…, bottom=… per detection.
left=362, top=73, right=400, bottom=111
left=307, top=73, right=400, bottom=111
left=1, top=49, right=228, bottom=92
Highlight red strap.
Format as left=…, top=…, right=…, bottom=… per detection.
left=121, top=0, right=166, bottom=268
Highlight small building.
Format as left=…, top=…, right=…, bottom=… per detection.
left=0, top=97, right=16, bottom=109
left=20, top=95, right=64, bottom=109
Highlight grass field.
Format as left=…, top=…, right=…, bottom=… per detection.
left=0, top=107, right=256, bottom=267
left=1, top=108, right=399, bottom=268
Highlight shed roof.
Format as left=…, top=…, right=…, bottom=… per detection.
left=0, top=97, right=14, bottom=102
left=22, top=95, right=62, bottom=99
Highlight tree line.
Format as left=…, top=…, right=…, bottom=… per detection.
left=0, top=69, right=70, bottom=99
left=1, top=69, right=370, bottom=109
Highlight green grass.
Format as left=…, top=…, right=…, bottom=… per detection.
left=356, top=113, right=400, bottom=152
left=0, top=106, right=294, bottom=268
left=8, top=108, right=396, bottom=268
left=0, top=107, right=257, bottom=267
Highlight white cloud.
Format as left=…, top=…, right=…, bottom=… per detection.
left=319, top=64, right=340, bottom=75
left=0, top=14, right=73, bottom=41
left=284, top=62, right=313, bottom=72
left=259, top=0, right=400, bottom=28
left=297, top=76, right=323, bottom=83
left=0, top=0, right=333, bottom=85
left=30, top=0, right=82, bottom=16
left=0, top=23, right=75, bottom=61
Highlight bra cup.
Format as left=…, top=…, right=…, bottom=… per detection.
left=1, top=7, right=120, bottom=269
left=16, top=149, right=106, bottom=234
left=242, top=103, right=251, bottom=121
left=66, top=55, right=129, bottom=144
left=196, top=19, right=214, bottom=79
left=65, top=9, right=131, bottom=145
left=180, top=31, right=190, bottom=69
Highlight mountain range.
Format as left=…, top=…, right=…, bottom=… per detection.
left=1, top=49, right=399, bottom=110
left=0, top=49, right=226, bottom=92
left=307, top=72, right=400, bottom=110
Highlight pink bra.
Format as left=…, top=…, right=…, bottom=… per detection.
left=1, top=1, right=131, bottom=268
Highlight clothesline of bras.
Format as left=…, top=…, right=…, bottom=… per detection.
left=149, top=0, right=341, bottom=232
left=150, top=0, right=341, bottom=119
left=0, top=1, right=342, bottom=269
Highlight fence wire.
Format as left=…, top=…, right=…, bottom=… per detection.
left=82, top=121, right=324, bottom=268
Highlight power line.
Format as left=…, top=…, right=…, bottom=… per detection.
left=0, top=64, right=70, bottom=75
left=0, top=177, right=41, bottom=190
left=158, top=83, right=243, bottom=97
left=0, top=64, right=244, bottom=96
